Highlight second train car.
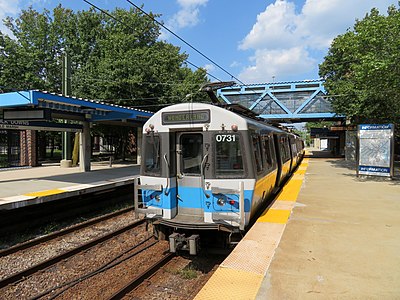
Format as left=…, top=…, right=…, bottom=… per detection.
left=134, top=102, right=303, bottom=254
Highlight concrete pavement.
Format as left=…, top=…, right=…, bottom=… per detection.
left=0, top=162, right=140, bottom=209
left=260, top=157, right=400, bottom=299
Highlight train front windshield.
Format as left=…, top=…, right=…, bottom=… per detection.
left=215, top=133, right=244, bottom=177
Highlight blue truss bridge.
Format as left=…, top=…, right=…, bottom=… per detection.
left=217, top=79, right=342, bottom=123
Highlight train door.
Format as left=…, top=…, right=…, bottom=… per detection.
left=176, top=132, right=206, bottom=219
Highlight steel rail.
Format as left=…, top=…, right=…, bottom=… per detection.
left=32, top=237, right=160, bottom=300
left=0, top=206, right=134, bottom=257
left=0, top=218, right=145, bottom=289
left=107, top=252, right=175, bottom=300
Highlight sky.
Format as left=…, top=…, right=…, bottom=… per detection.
left=0, top=0, right=398, bottom=85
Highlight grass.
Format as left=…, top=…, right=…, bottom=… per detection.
left=167, top=265, right=198, bottom=280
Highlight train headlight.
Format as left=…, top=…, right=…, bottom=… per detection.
left=231, top=124, right=238, bottom=132
left=217, top=198, right=226, bottom=206
left=150, top=194, right=161, bottom=202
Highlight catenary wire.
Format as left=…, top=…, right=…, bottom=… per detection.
left=82, top=0, right=223, bottom=82
left=125, top=0, right=246, bottom=85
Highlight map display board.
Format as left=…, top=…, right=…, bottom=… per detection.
left=357, top=124, right=394, bottom=177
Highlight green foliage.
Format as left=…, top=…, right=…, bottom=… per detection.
left=319, top=4, right=400, bottom=127
left=169, top=265, right=198, bottom=280
left=305, top=121, right=336, bottom=132
left=0, top=5, right=209, bottom=108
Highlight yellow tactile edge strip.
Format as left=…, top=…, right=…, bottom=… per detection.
left=0, top=177, right=137, bottom=205
left=195, top=159, right=309, bottom=300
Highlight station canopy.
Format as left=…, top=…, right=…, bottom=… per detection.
left=0, top=90, right=153, bottom=132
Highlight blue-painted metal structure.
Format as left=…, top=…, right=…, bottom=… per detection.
left=217, top=79, right=341, bottom=122
left=0, top=90, right=153, bottom=123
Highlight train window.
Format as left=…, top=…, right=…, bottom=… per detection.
left=291, top=142, right=297, bottom=157
left=144, top=135, right=161, bottom=175
left=263, top=136, right=273, bottom=169
left=215, top=133, right=244, bottom=177
left=284, top=138, right=291, bottom=161
left=180, top=134, right=203, bottom=175
left=279, top=137, right=290, bottom=162
left=252, top=134, right=263, bottom=173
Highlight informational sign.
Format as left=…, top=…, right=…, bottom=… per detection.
left=0, top=120, right=82, bottom=132
left=357, top=124, right=394, bottom=177
left=3, top=109, right=50, bottom=121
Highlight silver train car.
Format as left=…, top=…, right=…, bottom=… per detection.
left=135, top=102, right=304, bottom=254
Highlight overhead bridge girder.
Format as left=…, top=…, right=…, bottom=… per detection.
left=217, top=80, right=342, bottom=122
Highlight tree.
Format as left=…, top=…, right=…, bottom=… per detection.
left=0, top=6, right=210, bottom=160
left=0, top=5, right=209, bottom=107
left=319, top=4, right=400, bottom=127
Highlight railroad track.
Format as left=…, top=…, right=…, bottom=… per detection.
left=0, top=206, right=224, bottom=299
left=0, top=208, right=146, bottom=290
left=115, top=253, right=224, bottom=300
left=107, top=252, right=175, bottom=300
left=30, top=237, right=166, bottom=300
left=0, top=217, right=158, bottom=299
left=0, top=206, right=134, bottom=257
left=0, top=220, right=146, bottom=290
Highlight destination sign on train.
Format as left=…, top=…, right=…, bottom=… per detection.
left=162, top=110, right=210, bottom=124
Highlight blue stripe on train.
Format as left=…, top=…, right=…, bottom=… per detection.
left=142, top=186, right=253, bottom=212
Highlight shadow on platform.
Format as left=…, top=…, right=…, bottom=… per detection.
left=324, top=158, right=400, bottom=185
left=305, top=149, right=344, bottom=159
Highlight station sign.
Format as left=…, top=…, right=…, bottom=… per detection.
left=357, top=124, right=394, bottom=177
left=3, top=109, right=51, bottom=121
left=162, top=110, right=210, bottom=125
left=0, top=120, right=82, bottom=132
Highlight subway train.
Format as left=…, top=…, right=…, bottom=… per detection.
left=134, top=102, right=304, bottom=254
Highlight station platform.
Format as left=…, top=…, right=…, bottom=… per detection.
left=195, top=151, right=400, bottom=299
left=0, top=162, right=140, bottom=210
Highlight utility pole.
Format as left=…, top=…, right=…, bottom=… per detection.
left=61, top=52, right=72, bottom=163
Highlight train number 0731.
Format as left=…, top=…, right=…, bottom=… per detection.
left=215, top=134, right=237, bottom=142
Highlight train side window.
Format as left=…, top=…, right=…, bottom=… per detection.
left=268, top=138, right=276, bottom=166
left=291, top=140, right=297, bottom=157
left=252, top=134, right=263, bottom=173
left=215, top=133, right=244, bottom=177
left=280, top=137, right=289, bottom=162
left=144, top=134, right=161, bottom=175
left=263, top=136, right=273, bottom=169
left=285, top=138, right=291, bottom=161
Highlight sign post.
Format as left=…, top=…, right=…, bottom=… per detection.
left=357, top=124, right=394, bottom=178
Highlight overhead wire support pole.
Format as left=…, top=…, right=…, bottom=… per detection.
left=62, top=52, right=72, bottom=162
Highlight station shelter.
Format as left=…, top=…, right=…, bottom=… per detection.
left=0, top=90, right=153, bottom=171
left=310, top=126, right=346, bottom=156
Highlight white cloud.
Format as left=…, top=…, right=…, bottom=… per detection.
left=299, top=0, right=397, bottom=49
left=239, top=0, right=299, bottom=51
left=230, top=61, right=241, bottom=68
left=204, top=63, right=215, bottom=73
left=177, top=0, right=208, bottom=8
left=239, top=0, right=398, bottom=83
left=0, top=0, right=20, bottom=37
left=239, top=47, right=316, bottom=83
left=166, top=0, right=208, bottom=31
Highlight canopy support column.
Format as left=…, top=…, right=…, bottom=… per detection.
left=80, top=121, right=91, bottom=172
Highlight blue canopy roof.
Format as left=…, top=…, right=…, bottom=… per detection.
left=0, top=90, right=153, bottom=123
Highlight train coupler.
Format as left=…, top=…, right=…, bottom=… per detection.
left=169, top=233, right=200, bottom=255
